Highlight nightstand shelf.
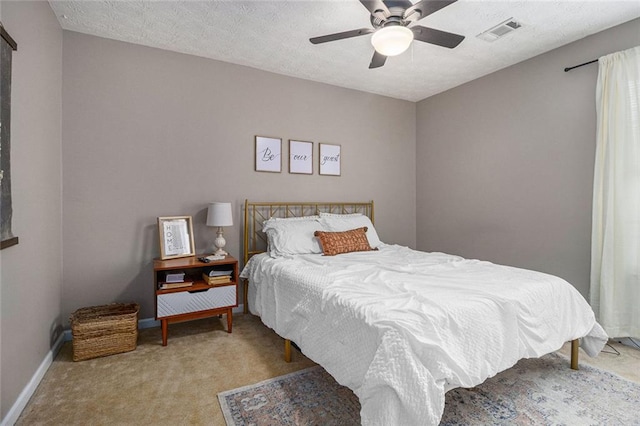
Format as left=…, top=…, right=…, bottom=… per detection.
left=153, top=255, right=238, bottom=346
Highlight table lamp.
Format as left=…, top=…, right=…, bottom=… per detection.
left=206, top=202, right=233, bottom=256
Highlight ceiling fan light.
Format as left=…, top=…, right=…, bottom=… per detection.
left=371, top=26, right=413, bottom=57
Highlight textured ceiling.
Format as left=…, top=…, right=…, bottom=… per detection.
left=48, top=0, right=640, bottom=101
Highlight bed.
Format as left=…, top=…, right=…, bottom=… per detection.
left=240, top=200, right=608, bottom=425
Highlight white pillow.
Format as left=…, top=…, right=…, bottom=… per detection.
left=267, top=215, right=320, bottom=222
left=318, top=212, right=383, bottom=248
left=262, top=216, right=324, bottom=257
left=318, top=212, right=362, bottom=218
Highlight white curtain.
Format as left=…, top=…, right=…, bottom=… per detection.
left=591, top=46, right=640, bottom=338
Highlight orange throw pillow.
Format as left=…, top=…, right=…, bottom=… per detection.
left=314, top=227, right=374, bottom=256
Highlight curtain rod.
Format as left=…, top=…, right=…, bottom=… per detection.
left=564, top=58, right=598, bottom=72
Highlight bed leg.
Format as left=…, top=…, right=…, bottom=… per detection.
left=243, top=279, right=248, bottom=314
left=284, top=339, right=292, bottom=363
left=571, top=339, right=579, bottom=370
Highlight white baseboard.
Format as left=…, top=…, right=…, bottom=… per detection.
left=60, top=306, right=244, bottom=341
left=1, top=305, right=245, bottom=426
left=0, top=332, right=65, bottom=426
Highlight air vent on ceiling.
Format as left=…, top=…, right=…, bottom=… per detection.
left=476, top=18, right=522, bottom=42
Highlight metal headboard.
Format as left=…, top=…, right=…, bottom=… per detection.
left=243, top=200, right=374, bottom=264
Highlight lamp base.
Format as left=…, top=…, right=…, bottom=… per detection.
left=213, top=247, right=228, bottom=257
left=213, top=228, right=228, bottom=257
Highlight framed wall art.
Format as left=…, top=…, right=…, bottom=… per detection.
left=1, top=23, right=18, bottom=249
left=289, top=140, right=313, bottom=174
left=157, top=216, right=195, bottom=260
left=255, top=136, right=282, bottom=173
left=319, top=143, right=341, bottom=176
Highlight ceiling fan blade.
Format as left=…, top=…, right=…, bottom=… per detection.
left=359, top=0, right=391, bottom=19
left=369, top=51, right=387, bottom=69
left=404, top=0, right=457, bottom=21
left=310, top=28, right=374, bottom=44
left=411, top=25, right=464, bottom=48
left=383, top=0, right=414, bottom=8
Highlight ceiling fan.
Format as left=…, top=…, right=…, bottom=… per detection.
left=310, top=0, right=465, bottom=69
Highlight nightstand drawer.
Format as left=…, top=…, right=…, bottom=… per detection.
left=157, top=285, right=236, bottom=318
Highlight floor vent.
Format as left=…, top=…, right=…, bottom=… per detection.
left=477, top=18, right=522, bottom=42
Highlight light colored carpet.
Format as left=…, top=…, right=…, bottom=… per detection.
left=17, top=314, right=640, bottom=425
left=17, top=315, right=315, bottom=425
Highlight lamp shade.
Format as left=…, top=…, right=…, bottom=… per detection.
left=371, top=25, right=414, bottom=57
left=206, top=202, right=233, bottom=227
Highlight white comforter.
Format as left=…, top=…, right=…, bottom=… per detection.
left=241, top=245, right=607, bottom=425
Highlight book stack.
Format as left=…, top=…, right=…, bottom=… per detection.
left=202, top=269, right=233, bottom=285
left=158, top=271, right=193, bottom=290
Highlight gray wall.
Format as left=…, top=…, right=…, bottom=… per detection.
left=416, top=18, right=640, bottom=299
left=0, top=1, right=63, bottom=419
left=62, top=31, right=417, bottom=321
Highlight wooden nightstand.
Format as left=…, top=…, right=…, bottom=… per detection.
left=153, top=255, right=238, bottom=346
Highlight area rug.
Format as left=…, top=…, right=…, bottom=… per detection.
left=218, top=353, right=640, bottom=425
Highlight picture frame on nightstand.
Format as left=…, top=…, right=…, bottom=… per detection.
left=157, top=216, right=195, bottom=260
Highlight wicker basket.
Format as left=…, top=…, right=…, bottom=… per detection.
left=70, top=303, right=139, bottom=361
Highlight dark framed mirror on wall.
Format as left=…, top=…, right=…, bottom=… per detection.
left=1, top=22, right=18, bottom=249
